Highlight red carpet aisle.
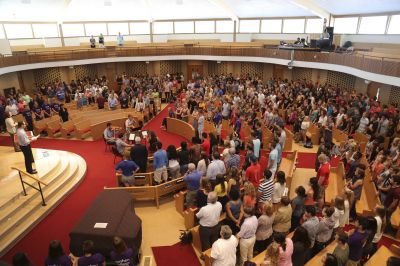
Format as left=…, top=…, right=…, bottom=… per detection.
left=0, top=105, right=185, bottom=264
left=152, top=243, right=201, bottom=266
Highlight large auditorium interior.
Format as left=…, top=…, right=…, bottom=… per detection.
left=1, top=0, right=400, bottom=266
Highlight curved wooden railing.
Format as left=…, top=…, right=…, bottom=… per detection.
left=1, top=45, right=399, bottom=77
left=11, top=166, right=48, bottom=206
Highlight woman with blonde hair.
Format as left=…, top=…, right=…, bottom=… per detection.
left=243, top=182, right=257, bottom=209
left=261, top=242, right=280, bottom=266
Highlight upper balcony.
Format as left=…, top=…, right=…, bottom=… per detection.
left=1, top=44, right=399, bottom=86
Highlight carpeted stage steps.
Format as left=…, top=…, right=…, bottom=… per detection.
left=0, top=148, right=87, bottom=257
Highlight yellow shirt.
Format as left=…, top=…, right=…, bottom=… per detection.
left=214, top=182, right=228, bottom=197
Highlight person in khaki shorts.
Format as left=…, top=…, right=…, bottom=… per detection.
left=153, top=141, right=168, bottom=184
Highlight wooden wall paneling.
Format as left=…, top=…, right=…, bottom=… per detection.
left=33, top=67, right=62, bottom=86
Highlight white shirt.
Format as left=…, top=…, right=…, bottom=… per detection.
left=196, top=202, right=222, bottom=227
left=272, top=182, right=286, bottom=204
left=16, top=127, right=30, bottom=146
left=5, top=117, right=17, bottom=134
left=211, top=236, right=238, bottom=266
left=372, top=215, right=383, bottom=243
left=279, top=130, right=286, bottom=148
left=206, top=160, right=226, bottom=180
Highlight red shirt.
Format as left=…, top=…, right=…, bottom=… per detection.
left=317, top=162, right=330, bottom=186
left=201, top=139, right=210, bottom=155
left=246, top=163, right=261, bottom=187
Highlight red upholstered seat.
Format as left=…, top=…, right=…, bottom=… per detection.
left=81, top=127, right=91, bottom=133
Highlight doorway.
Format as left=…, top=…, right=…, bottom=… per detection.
left=187, top=65, right=203, bottom=82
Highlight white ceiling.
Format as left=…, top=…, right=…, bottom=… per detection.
left=0, top=0, right=399, bottom=21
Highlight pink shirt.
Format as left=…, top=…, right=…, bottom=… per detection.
left=279, top=238, right=294, bottom=266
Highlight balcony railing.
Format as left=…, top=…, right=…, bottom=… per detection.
left=0, top=45, right=399, bottom=77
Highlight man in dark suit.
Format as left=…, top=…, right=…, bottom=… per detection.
left=130, top=136, right=148, bottom=172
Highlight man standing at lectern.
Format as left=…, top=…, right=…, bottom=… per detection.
left=16, top=122, right=39, bottom=174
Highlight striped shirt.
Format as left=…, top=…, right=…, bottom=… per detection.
left=258, top=178, right=274, bottom=202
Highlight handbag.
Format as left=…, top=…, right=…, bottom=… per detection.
left=179, top=230, right=192, bottom=244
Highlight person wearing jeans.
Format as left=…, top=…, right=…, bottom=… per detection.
left=237, top=207, right=258, bottom=265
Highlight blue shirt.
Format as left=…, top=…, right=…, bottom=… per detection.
left=22, top=110, right=33, bottom=121
left=153, top=149, right=168, bottom=169
left=52, top=103, right=60, bottom=112
left=115, top=160, right=139, bottom=176
left=42, top=103, right=51, bottom=114
left=184, top=170, right=202, bottom=191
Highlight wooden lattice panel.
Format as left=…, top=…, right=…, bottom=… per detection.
left=292, top=67, right=312, bottom=81
left=240, top=62, right=263, bottom=78
left=126, top=62, right=147, bottom=76
left=160, top=61, right=182, bottom=75
left=388, top=86, right=400, bottom=105
left=33, top=67, right=61, bottom=86
left=326, top=70, right=356, bottom=90
left=208, top=61, right=228, bottom=75
left=74, top=65, right=98, bottom=80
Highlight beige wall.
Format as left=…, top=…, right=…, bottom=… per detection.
left=354, top=77, right=368, bottom=94
left=0, top=72, right=20, bottom=95
left=263, top=64, right=273, bottom=81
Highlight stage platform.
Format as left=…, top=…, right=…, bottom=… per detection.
left=0, top=146, right=87, bottom=256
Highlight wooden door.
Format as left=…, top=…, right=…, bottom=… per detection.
left=273, top=65, right=284, bottom=79
left=187, top=65, right=203, bottom=81
left=367, top=82, right=380, bottom=100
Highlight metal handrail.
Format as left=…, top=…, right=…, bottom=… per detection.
left=11, top=167, right=48, bottom=206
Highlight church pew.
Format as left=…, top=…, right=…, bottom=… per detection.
left=390, top=206, right=400, bottom=239
left=279, top=150, right=298, bottom=193
left=174, top=190, right=187, bottom=217
left=304, top=240, right=336, bottom=266
left=325, top=162, right=345, bottom=205
left=115, top=172, right=152, bottom=187
left=250, top=232, right=294, bottom=265
left=307, top=124, right=320, bottom=145
left=47, top=119, right=62, bottom=137
left=283, top=128, right=293, bottom=151
left=60, top=120, right=76, bottom=138
left=353, top=132, right=369, bottom=154
left=166, top=117, right=195, bottom=141
left=74, top=120, right=92, bottom=139
left=333, top=127, right=347, bottom=147
left=33, top=116, right=58, bottom=135
left=104, top=176, right=186, bottom=209
left=364, top=245, right=400, bottom=266
left=356, top=166, right=381, bottom=216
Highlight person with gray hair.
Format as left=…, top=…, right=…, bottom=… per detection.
left=183, top=163, right=202, bottom=207
left=237, top=207, right=258, bottom=265
left=130, top=136, right=148, bottom=172
left=196, top=191, right=222, bottom=252
left=210, top=225, right=238, bottom=266
left=226, top=147, right=241, bottom=170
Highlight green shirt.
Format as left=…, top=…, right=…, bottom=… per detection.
left=333, top=244, right=349, bottom=266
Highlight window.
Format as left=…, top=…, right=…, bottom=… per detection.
left=4, top=24, right=33, bottom=39
left=174, top=21, right=194, bottom=34
left=388, top=15, right=400, bottom=34
left=306, top=18, right=324, bottom=33
left=261, top=19, right=282, bottom=33
left=129, top=22, right=150, bottom=34
left=85, top=23, right=107, bottom=36
left=107, top=23, right=129, bottom=35
left=283, top=19, right=305, bottom=33
left=32, top=24, right=58, bottom=38
left=195, top=21, right=214, bottom=33
left=333, top=17, right=358, bottom=34
left=62, top=23, right=85, bottom=37
left=239, top=20, right=260, bottom=33
left=0, top=25, right=5, bottom=39
left=216, top=20, right=234, bottom=33
left=153, top=22, right=173, bottom=34
left=359, top=16, right=387, bottom=34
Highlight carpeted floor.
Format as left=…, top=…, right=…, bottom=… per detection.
left=151, top=243, right=201, bottom=266
left=0, top=104, right=186, bottom=264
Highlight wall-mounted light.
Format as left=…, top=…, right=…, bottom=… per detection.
left=69, top=66, right=74, bottom=69
left=217, top=61, right=221, bottom=64
left=313, top=55, right=317, bottom=59
left=146, top=61, right=150, bottom=64
left=364, top=80, right=371, bottom=84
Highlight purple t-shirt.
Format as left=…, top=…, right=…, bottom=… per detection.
left=45, top=255, right=72, bottom=266
left=78, top=253, right=104, bottom=266
left=110, top=248, right=134, bottom=266
left=348, top=230, right=368, bottom=261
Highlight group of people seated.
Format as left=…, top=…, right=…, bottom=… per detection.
left=10, top=237, right=138, bottom=266
left=3, top=70, right=400, bottom=266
